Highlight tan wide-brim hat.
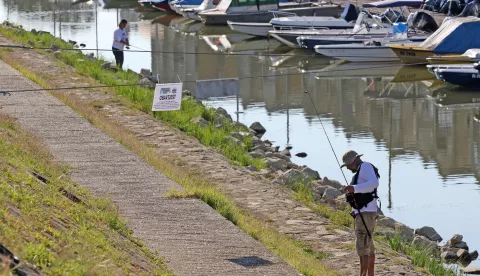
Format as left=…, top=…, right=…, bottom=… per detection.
left=340, top=150, right=363, bottom=168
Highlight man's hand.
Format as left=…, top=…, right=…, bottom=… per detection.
left=344, top=185, right=355, bottom=193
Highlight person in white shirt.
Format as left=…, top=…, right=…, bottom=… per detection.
left=342, top=150, right=379, bottom=276
left=112, top=19, right=129, bottom=69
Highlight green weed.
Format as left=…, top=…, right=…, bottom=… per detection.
left=384, top=235, right=458, bottom=276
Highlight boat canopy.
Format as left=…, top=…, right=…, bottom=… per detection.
left=363, top=0, right=423, bottom=8
left=420, top=17, right=480, bottom=54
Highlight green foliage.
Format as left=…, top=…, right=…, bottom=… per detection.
left=385, top=235, right=458, bottom=276
left=0, top=25, right=265, bottom=170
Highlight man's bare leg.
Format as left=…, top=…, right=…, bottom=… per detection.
left=360, top=256, right=368, bottom=276
left=368, top=254, right=375, bottom=276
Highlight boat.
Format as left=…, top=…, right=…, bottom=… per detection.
left=227, top=3, right=359, bottom=37
left=390, top=17, right=480, bottom=64
left=227, top=21, right=273, bottom=37
left=431, top=63, right=480, bottom=88
left=427, top=49, right=480, bottom=64
left=431, top=64, right=480, bottom=87
left=197, top=0, right=341, bottom=25
left=181, top=0, right=223, bottom=21
left=270, top=9, right=415, bottom=49
left=314, top=42, right=408, bottom=62
left=170, top=0, right=205, bottom=14
left=299, top=32, right=428, bottom=49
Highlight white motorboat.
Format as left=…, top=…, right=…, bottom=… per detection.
left=269, top=12, right=392, bottom=48
left=227, top=2, right=359, bottom=37
left=198, top=0, right=340, bottom=25
left=314, top=41, right=423, bottom=62
left=227, top=21, right=273, bottom=37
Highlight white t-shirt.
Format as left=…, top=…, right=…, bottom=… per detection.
left=112, top=28, right=127, bottom=50
left=352, top=162, right=379, bottom=214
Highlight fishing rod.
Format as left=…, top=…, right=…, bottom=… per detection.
left=303, top=88, right=373, bottom=238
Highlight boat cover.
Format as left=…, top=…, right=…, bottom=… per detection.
left=420, top=17, right=480, bottom=54
left=363, top=0, right=423, bottom=8
left=410, top=11, right=439, bottom=32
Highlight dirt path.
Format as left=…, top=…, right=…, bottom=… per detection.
left=0, top=46, right=300, bottom=275
left=0, top=34, right=425, bottom=275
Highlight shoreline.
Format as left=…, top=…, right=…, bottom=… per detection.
left=1, top=21, right=477, bottom=275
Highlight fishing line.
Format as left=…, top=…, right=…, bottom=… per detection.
left=0, top=44, right=317, bottom=57
left=303, top=76, right=373, bottom=238
left=0, top=61, right=432, bottom=95
left=303, top=88, right=349, bottom=185
left=2, top=44, right=471, bottom=63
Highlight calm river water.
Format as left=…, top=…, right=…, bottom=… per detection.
left=2, top=0, right=480, bottom=268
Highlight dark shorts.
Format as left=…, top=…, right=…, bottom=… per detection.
left=112, top=47, right=124, bottom=68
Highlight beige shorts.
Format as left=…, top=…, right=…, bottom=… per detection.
left=355, top=212, right=377, bottom=256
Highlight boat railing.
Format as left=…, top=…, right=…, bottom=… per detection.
left=270, top=10, right=297, bottom=17
left=275, top=26, right=330, bottom=31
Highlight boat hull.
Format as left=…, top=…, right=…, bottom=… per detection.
left=199, top=5, right=340, bottom=25
left=389, top=45, right=433, bottom=64
left=153, top=2, right=176, bottom=13
left=227, top=21, right=272, bottom=37
left=297, top=34, right=394, bottom=49
left=427, top=56, right=480, bottom=64
left=435, top=66, right=480, bottom=88
left=314, top=45, right=399, bottom=62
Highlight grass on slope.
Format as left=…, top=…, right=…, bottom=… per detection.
left=0, top=115, right=170, bottom=275
left=0, top=25, right=265, bottom=170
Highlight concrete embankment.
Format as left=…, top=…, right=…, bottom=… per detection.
left=0, top=59, right=299, bottom=275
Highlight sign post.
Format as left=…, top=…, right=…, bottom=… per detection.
left=152, top=83, right=183, bottom=111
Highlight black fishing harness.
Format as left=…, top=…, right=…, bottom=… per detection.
left=345, top=163, right=380, bottom=239
left=345, top=163, right=380, bottom=210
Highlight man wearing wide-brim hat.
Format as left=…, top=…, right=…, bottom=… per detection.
left=342, top=150, right=380, bottom=276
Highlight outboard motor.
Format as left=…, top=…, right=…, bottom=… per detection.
left=340, top=2, right=359, bottom=22
left=458, top=0, right=480, bottom=16
left=423, top=0, right=442, bottom=11
left=439, top=0, right=462, bottom=15
left=410, top=11, right=439, bottom=32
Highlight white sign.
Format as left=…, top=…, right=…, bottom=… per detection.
left=152, top=83, right=183, bottom=111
